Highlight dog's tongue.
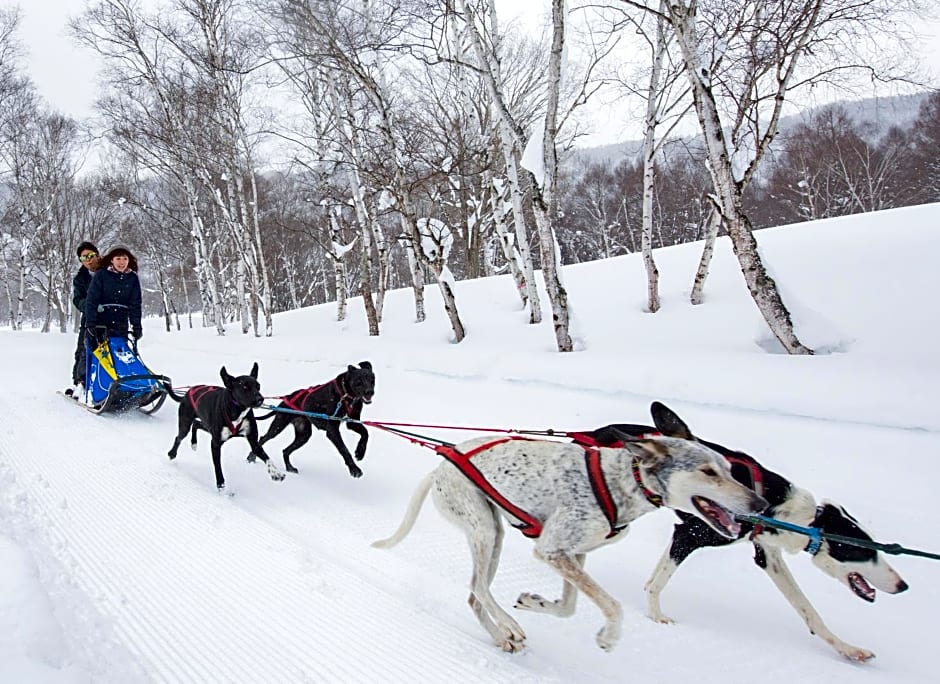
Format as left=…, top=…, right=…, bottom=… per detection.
left=849, top=572, right=876, bottom=602
left=695, top=497, right=741, bottom=537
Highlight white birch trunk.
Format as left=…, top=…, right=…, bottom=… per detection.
left=640, top=5, right=668, bottom=314
left=185, top=180, right=225, bottom=335
left=400, top=231, right=426, bottom=324
left=501, top=123, right=542, bottom=324
left=366, top=194, right=389, bottom=322
left=460, top=0, right=541, bottom=324
left=487, top=171, right=528, bottom=307
left=14, top=241, right=28, bottom=331
left=328, top=208, right=350, bottom=323
left=668, top=4, right=812, bottom=355
left=528, top=0, right=572, bottom=352
left=690, top=207, right=721, bottom=306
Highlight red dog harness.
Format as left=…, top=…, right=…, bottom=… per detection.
left=282, top=379, right=356, bottom=417
left=186, top=385, right=246, bottom=436
left=435, top=437, right=627, bottom=539
left=570, top=431, right=665, bottom=508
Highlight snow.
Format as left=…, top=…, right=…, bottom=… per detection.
left=2, top=203, right=940, bottom=683
left=521, top=117, right=546, bottom=188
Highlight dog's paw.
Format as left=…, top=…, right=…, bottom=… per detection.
left=596, top=622, right=622, bottom=651
left=246, top=453, right=257, bottom=463
left=189, top=442, right=197, bottom=452
left=348, top=465, right=363, bottom=478
left=354, top=447, right=366, bottom=461
left=286, top=464, right=298, bottom=474
left=838, top=644, right=875, bottom=662
left=496, top=625, right=527, bottom=653
left=167, top=451, right=177, bottom=461
left=647, top=611, right=674, bottom=625
left=515, top=592, right=575, bottom=617
left=514, top=592, right=543, bottom=610
left=267, top=464, right=286, bottom=482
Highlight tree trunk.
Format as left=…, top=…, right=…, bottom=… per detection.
left=328, top=209, right=349, bottom=323
left=691, top=207, right=721, bottom=306
left=400, top=234, right=426, bottom=324
left=640, top=4, right=668, bottom=314
left=669, top=4, right=812, bottom=355
left=526, top=0, right=572, bottom=353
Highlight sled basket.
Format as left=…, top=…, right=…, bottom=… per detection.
left=83, top=336, right=171, bottom=415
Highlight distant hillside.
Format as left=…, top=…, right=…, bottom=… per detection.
left=778, top=92, right=929, bottom=141
left=570, top=92, right=931, bottom=166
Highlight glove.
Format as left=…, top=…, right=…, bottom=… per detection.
left=132, top=327, right=143, bottom=340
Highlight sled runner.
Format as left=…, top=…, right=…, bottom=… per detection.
left=76, top=335, right=171, bottom=415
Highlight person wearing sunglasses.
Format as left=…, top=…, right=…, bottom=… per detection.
left=66, top=241, right=101, bottom=397
left=84, top=245, right=143, bottom=350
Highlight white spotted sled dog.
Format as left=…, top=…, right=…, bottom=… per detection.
left=578, top=422, right=909, bottom=662
left=372, top=402, right=767, bottom=653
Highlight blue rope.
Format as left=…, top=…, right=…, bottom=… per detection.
left=260, top=404, right=940, bottom=563
left=736, top=514, right=940, bottom=561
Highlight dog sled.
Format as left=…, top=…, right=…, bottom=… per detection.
left=75, top=335, right=172, bottom=415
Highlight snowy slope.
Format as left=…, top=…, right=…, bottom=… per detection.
left=2, top=204, right=939, bottom=683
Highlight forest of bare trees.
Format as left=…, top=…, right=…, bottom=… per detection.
left=0, top=0, right=935, bottom=353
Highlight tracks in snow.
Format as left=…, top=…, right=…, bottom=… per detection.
left=0, top=391, right=553, bottom=683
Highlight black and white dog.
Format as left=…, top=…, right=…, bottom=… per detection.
left=253, top=362, right=375, bottom=477
left=579, top=422, right=909, bottom=661
left=167, top=363, right=285, bottom=491
left=373, top=403, right=767, bottom=653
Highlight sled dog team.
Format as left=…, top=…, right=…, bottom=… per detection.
left=167, top=362, right=908, bottom=663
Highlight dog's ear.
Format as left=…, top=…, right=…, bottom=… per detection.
left=359, top=361, right=372, bottom=371
left=650, top=401, right=694, bottom=440
left=250, top=362, right=259, bottom=379
left=220, top=366, right=233, bottom=388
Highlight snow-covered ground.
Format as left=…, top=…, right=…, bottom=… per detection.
left=2, top=204, right=939, bottom=683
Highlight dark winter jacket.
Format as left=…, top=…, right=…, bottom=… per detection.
left=84, top=267, right=142, bottom=338
left=72, top=266, right=93, bottom=320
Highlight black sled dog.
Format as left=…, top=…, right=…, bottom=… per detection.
left=166, top=363, right=285, bottom=491
left=252, top=362, right=375, bottom=477
left=576, top=420, right=909, bottom=662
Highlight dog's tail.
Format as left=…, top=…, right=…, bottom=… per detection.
left=162, top=380, right=184, bottom=403
left=371, top=472, right=434, bottom=549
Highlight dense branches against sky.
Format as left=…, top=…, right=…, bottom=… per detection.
left=0, top=0, right=936, bottom=352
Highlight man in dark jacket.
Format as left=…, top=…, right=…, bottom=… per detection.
left=67, top=241, right=100, bottom=395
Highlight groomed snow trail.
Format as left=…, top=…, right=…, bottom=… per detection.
left=1, top=340, right=555, bottom=683
left=5, top=329, right=939, bottom=684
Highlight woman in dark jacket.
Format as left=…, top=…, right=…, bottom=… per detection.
left=84, top=246, right=143, bottom=344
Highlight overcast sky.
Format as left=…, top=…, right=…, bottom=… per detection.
left=3, top=0, right=939, bottom=147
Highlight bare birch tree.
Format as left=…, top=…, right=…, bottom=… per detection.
left=455, top=0, right=542, bottom=324
left=73, top=0, right=229, bottom=335
left=524, top=0, right=573, bottom=351
left=615, top=0, right=926, bottom=354
left=272, top=0, right=467, bottom=341
left=603, top=0, right=692, bottom=312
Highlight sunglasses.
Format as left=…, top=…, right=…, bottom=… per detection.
left=79, top=252, right=97, bottom=262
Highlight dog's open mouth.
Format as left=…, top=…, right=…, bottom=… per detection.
left=362, top=395, right=373, bottom=404
left=692, top=496, right=741, bottom=538
left=849, top=572, right=876, bottom=602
